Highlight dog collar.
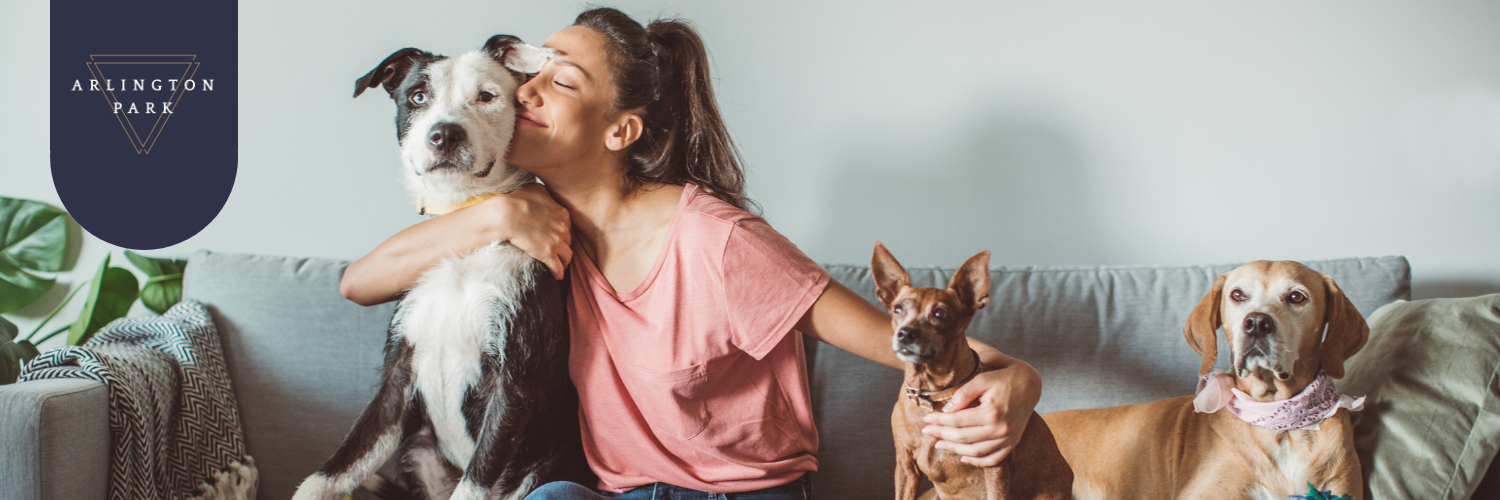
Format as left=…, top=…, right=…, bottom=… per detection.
left=905, top=350, right=984, bottom=411
left=419, top=193, right=502, bottom=216
left=1193, top=369, right=1364, bottom=431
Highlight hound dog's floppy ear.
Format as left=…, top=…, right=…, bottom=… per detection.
left=1317, top=273, right=1369, bottom=379
left=948, top=250, right=992, bottom=313
left=871, top=242, right=911, bottom=310
left=483, top=34, right=557, bottom=74
left=354, top=48, right=432, bottom=98
left=1184, top=274, right=1227, bottom=377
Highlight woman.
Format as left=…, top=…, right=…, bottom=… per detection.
left=340, top=8, right=1042, bottom=499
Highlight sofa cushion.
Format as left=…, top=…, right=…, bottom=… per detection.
left=182, top=251, right=1414, bottom=500
left=183, top=250, right=397, bottom=500
left=809, top=256, right=1410, bottom=499
left=1343, top=295, right=1500, bottom=500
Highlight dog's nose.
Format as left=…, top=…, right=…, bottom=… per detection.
left=896, top=328, right=917, bottom=344
left=428, top=122, right=466, bottom=152
left=1243, top=312, right=1276, bottom=336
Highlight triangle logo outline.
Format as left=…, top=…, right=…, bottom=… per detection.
left=84, top=54, right=200, bottom=154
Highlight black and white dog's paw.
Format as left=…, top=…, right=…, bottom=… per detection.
left=290, top=474, right=349, bottom=500
left=447, top=480, right=487, bottom=500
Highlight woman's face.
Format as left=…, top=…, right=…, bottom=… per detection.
left=508, top=26, right=636, bottom=180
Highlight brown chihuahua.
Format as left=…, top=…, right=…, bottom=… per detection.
left=873, top=243, right=1073, bottom=500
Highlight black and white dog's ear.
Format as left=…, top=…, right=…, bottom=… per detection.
left=354, top=48, right=431, bottom=98
left=482, top=34, right=558, bottom=74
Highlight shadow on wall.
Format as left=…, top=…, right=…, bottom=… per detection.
left=808, top=109, right=1113, bottom=267
left=1412, top=280, right=1500, bottom=300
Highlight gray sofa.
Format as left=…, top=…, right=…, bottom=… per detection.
left=1, top=251, right=1491, bottom=499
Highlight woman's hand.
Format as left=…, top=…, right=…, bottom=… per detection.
left=793, top=282, right=1044, bottom=466
left=920, top=348, right=1042, bottom=467
left=339, top=183, right=573, bottom=306
left=488, top=183, right=573, bottom=279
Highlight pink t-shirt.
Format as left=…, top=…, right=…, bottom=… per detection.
left=567, top=183, right=830, bottom=493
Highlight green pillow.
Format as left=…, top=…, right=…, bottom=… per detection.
left=1341, top=294, right=1500, bottom=500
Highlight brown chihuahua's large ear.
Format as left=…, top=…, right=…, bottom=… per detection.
left=948, top=250, right=992, bottom=312
left=1184, top=274, right=1227, bottom=377
left=354, top=48, right=432, bottom=98
left=871, top=242, right=910, bottom=310
left=1318, top=273, right=1369, bottom=379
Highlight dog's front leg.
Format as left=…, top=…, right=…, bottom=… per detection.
left=895, top=443, right=923, bottom=500
left=449, top=350, right=535, bottom=500
left=1320, top=449, right=1365, bottom=500
left=893, top=399, right=925, bottom=500
left=293, top=338, right=415, bottom=500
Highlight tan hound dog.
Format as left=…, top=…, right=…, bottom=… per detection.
left=875, top=243, right=1074, bottom=500
left=1043, top=261, right=1369, bottom=500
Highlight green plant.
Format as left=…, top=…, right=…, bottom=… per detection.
left=125, top=251, right=187, bottom=314
left=0, top=315, right=38, bottom=386
left=65, top=253, right=140, bottom=346
left=0, top=196, right=188, bottom=384
left=0, top=197, right=67, bottom=313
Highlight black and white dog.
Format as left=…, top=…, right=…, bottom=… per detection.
left=293, top=36, right=591, bottom=500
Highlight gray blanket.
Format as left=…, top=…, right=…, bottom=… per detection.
left=20, top=299, right=257, bottom=500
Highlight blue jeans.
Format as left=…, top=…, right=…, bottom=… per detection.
left=524, top=473, right=812, bottom=500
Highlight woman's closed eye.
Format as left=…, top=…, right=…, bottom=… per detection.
left=554, top=79, right=575, bottom=90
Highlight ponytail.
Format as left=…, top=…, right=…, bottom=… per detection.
left=573, top=8, right=756, bottom=213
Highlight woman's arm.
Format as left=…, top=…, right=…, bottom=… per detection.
left=339, top=184, right=573, bottom=306
left=794, top=279, right=904, bottom=369
left=794, top=280, right=1043, bottom=467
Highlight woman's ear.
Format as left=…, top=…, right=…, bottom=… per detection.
left=604, top=112, right=644, bottom=152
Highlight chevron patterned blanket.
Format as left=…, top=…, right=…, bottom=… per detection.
left=20, top=299, right=257, bottom=500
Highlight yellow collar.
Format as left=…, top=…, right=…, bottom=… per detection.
left=419, top=193, right=501, bottom=216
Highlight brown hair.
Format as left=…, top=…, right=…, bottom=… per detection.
left=573, top=7, right=756, bottom=213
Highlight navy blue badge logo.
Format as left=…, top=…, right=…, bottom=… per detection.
left=51, top=0, right=237, bottom=250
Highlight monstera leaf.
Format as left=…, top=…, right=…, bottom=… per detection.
left=0, top=197, right=68, bottom=313
left=125, top=250, right=187, bottom=314
left=1, top=314, right=39, bottom=385
left=68, top=254, right=138, bottom=346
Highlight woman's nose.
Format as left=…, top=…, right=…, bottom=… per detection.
left=516, top=76, right=541, bottom=107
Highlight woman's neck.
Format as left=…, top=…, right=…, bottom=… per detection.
left=547, top=176, right=640, bottom=239
left=540, top=167, right=681, bottom=266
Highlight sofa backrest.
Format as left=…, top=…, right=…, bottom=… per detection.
left=809, top=256, right=1410, bottom=498
left=185, top=251, right=397, bottom=500
left=183, top=251, right=1409, bottom=500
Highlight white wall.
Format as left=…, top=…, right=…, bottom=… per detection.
left=4, top=1, right=1498, bottom=348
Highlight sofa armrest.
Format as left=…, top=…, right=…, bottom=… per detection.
left=0, top=378, right=109, bottom=500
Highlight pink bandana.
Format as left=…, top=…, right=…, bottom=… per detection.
left=1194, top=369, right=1364, bottom=431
